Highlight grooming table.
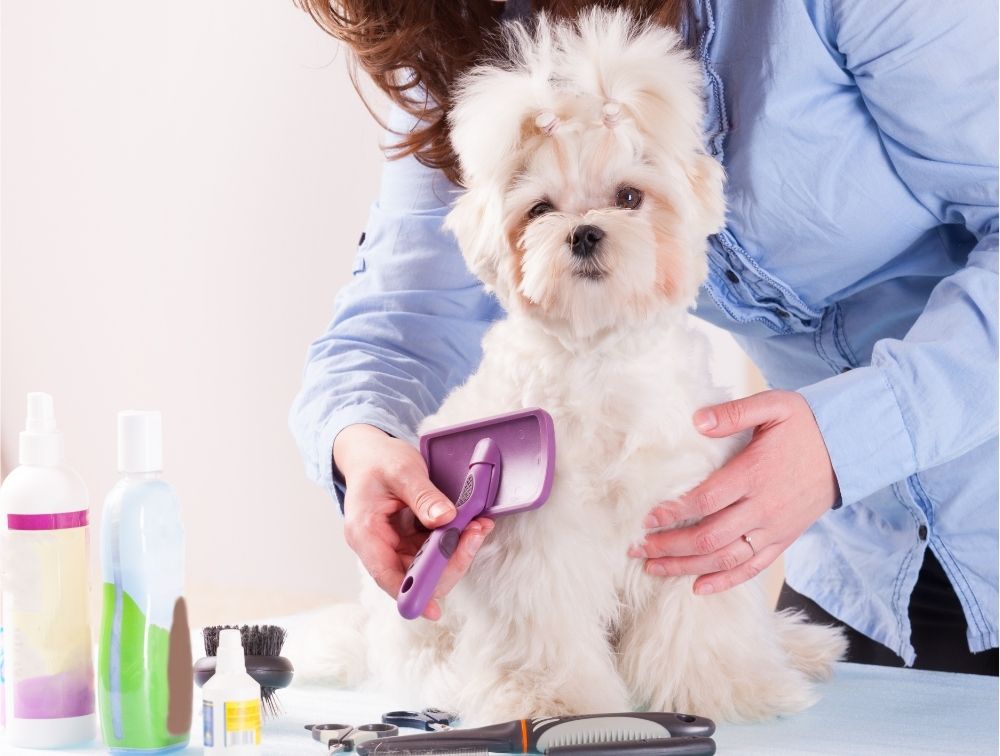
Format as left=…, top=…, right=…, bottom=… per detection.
left=9, top=662, right=996, bottom=754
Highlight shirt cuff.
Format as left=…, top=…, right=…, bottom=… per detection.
left=797, top=366, right=917, bottom=506
left=316, top=404, right=416, bottom=513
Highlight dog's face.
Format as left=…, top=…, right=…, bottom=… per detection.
left=445, top=10, right=726, bottom=339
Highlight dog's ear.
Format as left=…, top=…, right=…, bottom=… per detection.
left=650, top=153, right=726, bottom=308
left=445, top=185, right=508, bottom=297
left=445, top=18, right=561, bottom=302
left=688, top=152, right=726, bottom=239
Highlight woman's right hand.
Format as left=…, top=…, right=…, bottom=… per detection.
left=333, top=423, right=494, bottom=621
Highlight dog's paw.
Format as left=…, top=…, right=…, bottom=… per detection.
left=458, top=676, right=631, bottom=725
left=647, top=664, right=820, bottom=723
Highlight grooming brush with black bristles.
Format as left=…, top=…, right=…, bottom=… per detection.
left=195, top=624, right=294, bottom=716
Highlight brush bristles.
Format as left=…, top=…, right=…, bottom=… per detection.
left=203, top=624, right=287, bottom=657
left=202, top=624, right=289, bottom=717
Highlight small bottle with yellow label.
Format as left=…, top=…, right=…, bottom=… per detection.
left=202, top=629, right=262, bottom=754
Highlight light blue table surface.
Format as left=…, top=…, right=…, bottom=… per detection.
left=9, top=662, right=997, bottom=755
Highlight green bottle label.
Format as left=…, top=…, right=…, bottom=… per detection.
left=98, top=583, right=188, bottom=751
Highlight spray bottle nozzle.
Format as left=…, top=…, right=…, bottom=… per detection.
left=19, top=392, right=64, bottom=466
left=25, top=392, right=57, bottom=434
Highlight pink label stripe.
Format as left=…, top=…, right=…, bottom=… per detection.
left=7, top=510, right=88, bottom=531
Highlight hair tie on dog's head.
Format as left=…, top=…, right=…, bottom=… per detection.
left=535, top=111, right=561, bottom=135
left=602, top=101, right=623, bottom=128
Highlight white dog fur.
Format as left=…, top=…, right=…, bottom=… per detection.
left=295, top=9, right=846, bottom=724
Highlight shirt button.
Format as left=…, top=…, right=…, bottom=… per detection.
left=725, top=269, right=739, bottom=284
left=918, top=525, right=928, bottom=541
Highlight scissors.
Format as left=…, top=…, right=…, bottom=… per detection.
left=305, top=722, right=399, bottom=753
left=381, top=707, right=458, bottom=731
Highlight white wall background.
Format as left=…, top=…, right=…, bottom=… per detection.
left=1, top=1, right=757, bottom=627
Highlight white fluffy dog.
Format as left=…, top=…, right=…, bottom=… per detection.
left=303, top=9, right=845, bottom=725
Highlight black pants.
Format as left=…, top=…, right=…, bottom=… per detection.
left=777, top=551, right=998, bottom=676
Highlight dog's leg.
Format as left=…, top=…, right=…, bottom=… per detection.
left=446, top=608, right=631, bottom=725
left=617, top=575, right=842, bottom=721
left=443, top=512, right=632, bottom=725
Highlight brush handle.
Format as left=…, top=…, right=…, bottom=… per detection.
left=397, top=438, right=501, bottom=620
left=356, top=713, right=715, bottom=755
left=547, top=737, right=717, bottom=755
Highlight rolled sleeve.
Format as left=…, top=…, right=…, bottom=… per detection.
left=799, top=366, right=914, bottom=506
left=316, top=402, right=417, bottom=509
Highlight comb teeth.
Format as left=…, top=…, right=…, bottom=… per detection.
left=536, top=717, right=671, bottom=749
left=546, top=729, right=641, bottom=747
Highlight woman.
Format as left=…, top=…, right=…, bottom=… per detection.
left=290, top=0, right=998, bottom=674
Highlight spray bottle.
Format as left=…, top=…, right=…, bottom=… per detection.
left=202, top=629, right=262, bottom=754
left=0, top=393, right=96, bottom=747
left=97, top=410, right=192, bottom=753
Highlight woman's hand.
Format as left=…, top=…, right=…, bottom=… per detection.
left=629, top=390, right=839, bottom=595
left=334, top=423, right=494, bottom=620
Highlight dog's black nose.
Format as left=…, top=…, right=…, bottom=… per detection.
left=569, top=225, right=605, bottom=258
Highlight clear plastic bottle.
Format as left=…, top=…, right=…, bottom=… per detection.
left=0, top=392, right=96, bottom=747
left=98, top=411, right=192, bottom=753
left=202, top=629, right=262, bottom=754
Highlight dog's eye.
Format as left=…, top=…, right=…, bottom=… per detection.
left=615, top=186, right=643, bottom=210
left=528, top=201, right=554, bottom=219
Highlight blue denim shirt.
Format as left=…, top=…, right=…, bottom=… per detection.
left=290, top=0, right=998, bottom=664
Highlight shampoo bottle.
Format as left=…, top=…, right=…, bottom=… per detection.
left=0, top=392, right=96, bottom=747
left=202, top=629, right=262, bottom=754
left=98, top=411, right=192, bottom=753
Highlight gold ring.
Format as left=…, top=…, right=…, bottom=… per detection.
left=742, top=533, right=756, bottom=556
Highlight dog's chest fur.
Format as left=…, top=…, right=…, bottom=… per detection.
left=423, top=309, right=739, bottom=607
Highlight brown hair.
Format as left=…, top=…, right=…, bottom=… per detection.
left=297, top=1, right=688, bottom=185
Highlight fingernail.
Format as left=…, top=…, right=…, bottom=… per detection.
left=428, top=501, right=452, bottom=520
left=628, top=544, right=646, bottom=559
left=642, top=513, right=659, bottom=529
left=693, top=409, right=717, bottom=432
left=466, top=534, right=485, bottom=556
left=695, top=583, right=715, bottom=595
left=647, top=563, right=666, bottom=576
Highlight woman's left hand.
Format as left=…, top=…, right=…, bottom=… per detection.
left=629, top=389, right=839, bottom=595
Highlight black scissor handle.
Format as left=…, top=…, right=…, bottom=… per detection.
left=381, top=708, right=457, bottom=731
left=304, top=723, right=354, bottom=747
left=357, top=723, right=398, bottom=737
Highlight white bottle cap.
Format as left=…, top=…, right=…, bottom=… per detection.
left=216, top=628, right=247, bottom=675
left=117, top=411, right=163, bottom=473
left=19, top=392, right=65, bottom=466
